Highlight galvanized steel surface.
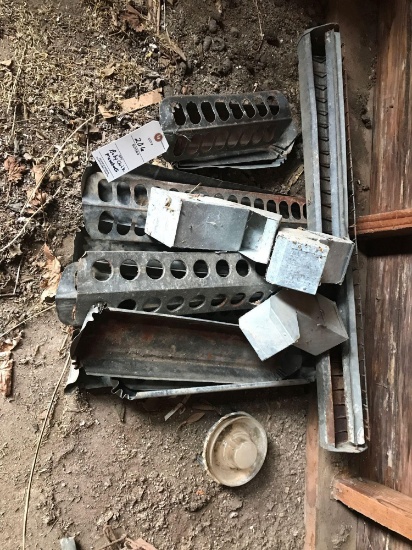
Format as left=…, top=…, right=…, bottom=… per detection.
left=266, top=229, right=329, bottom=294
left=298, top=23, right=367, bottom=452
left=145, top=188, right=251, bottom=250
left=56, top=250, right=274, bottom=326
left=159, top=91, right=297, bottom=164
left=82, top=171, right=307, bottom=243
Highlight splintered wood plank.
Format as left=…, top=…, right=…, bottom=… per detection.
left=359, top=253, right=412, bottom=549
left=370, top=0, right=412, bottom=214
left=354, top=209, right=412, bottom=239
left=333, top=478, right=412, bottom=540
left=358, top=0, right=412, bottom=546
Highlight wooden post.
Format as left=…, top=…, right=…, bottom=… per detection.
left=333, top=477, right=412, bottom=541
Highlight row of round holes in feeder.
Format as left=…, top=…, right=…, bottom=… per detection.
left=97, top=212, right=146, bottom=236
left=166, top=188, right=304, bottom=219
left=98, top=180, right=149, bottom=206
left=98, top=179, right=306, bottom=221
left=97, top=204, right=305, bottom=238
left=91, top=258, right=251, bottom=282
left=117, top=290, right=265, bottom=312
left=174, top=126, right=277, bottom=158
left=172, top=97, right=280, bottom=126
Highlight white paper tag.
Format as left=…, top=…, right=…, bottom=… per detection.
left=92, top=120, right=169, bottom=182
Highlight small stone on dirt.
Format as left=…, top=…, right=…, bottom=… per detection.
left=211, top=37, right=225, bottom=52
left=220, top=58, right=232, bottom=75
left=208, top=18, right=218, bottom=33
left=229, top=496, right=243, bottom=511
left=203, top=36, right=212, bottom=52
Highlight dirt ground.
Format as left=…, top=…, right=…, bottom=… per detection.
left=0, top=0, right=374, bottom=548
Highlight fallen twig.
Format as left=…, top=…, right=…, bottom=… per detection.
left=156, top=0, right=161, bottom=34
left=252, top=0, right=264, bottom=40
left=189, top=183, right=201, bottom=194
left=97, top=535, right=127, bottom=550
left=59, top=332, right=69, bottom=354
left=162, top=0, right=166, bottom=31
left=22, top=352, right=70, bottom=550
left=13, top=257, right=23, bottom=294
left=0, top=304, right=55, bottom=339
left=8, top=105, right=17, bottom=150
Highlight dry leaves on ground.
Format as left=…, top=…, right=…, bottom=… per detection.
left=32, top=163, right=44, bottom=185
left=0, top=332, right=22, bottom=396
left=120, top=89, right=162, bottom=113
left=125, top=537, right=158, bottom=550
left=40, top=244, right=61, bottom=303
left=178, top=411, right=206, bottom=429
left=3, top=156, right=26, bottom=183
left=101, top=62, right=117, bottom=78
left=121, top=3, right=146, bottom=33
left=163, top=38, right=187, bottom=62
left=26, top=187, right=48, bottom=213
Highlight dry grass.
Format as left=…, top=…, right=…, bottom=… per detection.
left=0, top=0, right=177, bottom=259
left=0, top=0, right=180, bottom=329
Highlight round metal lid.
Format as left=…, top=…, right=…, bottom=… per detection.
left=203, top=412, right=267, bottom=487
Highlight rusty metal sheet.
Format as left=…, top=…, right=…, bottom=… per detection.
left=70, top=307, right=314, bottom=388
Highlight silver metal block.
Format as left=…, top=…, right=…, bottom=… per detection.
left=308, top=231, right=353, bottom=284
left=60, top=538, right=77, bottom=550
left=278, top=228, right=354, bottom=284
left=56, top=250, right=275, bottom=326
left=239, top=295, right=300, bottom=361
left=265, top=229, right=329, bottom=294
left=145, top=188, right=251, bottom=250
left=240, top=209, right=282, bottom=264
left=274, top=289, right=348, bottom=355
